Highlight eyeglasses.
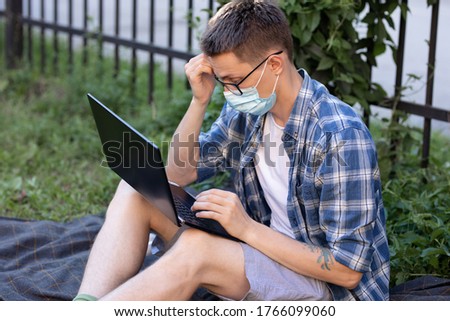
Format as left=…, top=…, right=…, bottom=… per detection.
left=214, top=50, right=283, bottom=96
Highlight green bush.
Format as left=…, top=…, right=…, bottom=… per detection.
left=374, top=121, right=450, bottom=284
left=384, top=168, right=450, bottom=284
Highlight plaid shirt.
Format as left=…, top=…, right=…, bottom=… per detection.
left=197, top=69, right=390, bottom=301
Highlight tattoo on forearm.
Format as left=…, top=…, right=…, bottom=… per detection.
left=305, top=244, right=335, bottom=271
left=306, top=244, right=317, bottom=253
left=317, top=248, right=334, bottom=271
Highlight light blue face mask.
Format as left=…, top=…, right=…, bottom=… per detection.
left=223, top=61, right=280, bottom=116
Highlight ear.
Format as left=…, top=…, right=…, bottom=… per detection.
left=268, top=54, right=283, bottom=76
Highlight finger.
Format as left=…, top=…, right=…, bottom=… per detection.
left=191, top=199, right=226, bottom=213
left=196, top=188, right=236, bottom=200
left=195, top=191, right=225, bottom=202
left=194, top=194, right=234, bottom=210
left=185, top=55, right=212, bottom=74
left=198, top=191, right=238, bottom=209
left=185, top=53, right=204, bottom=67
left=195, top=210, right=222, bottom=222
left=185, top=62, right=214, bottom=87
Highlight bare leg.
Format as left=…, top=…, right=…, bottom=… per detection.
left=100, top=228, right=250, bottom=301
left=77, top=180, right=179, bottom=298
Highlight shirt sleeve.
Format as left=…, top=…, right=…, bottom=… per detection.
left=316, top=127, right=382, bottom=272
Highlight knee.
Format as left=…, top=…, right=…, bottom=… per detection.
left=105, top=180, right=150, bottom=222
left=114, top=180, right=142, bottom=200
left=156, top=229, right=211, bottom=281
left=170, top=229, right=215, bottom=266
left=176, top=228, right=212, bottom=250
left=109, top=180, right=149, bottom=210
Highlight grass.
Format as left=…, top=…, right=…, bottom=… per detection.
left=0, top=26, right=203, bottom=221
left=1, top=73, right=114, bottom=221
left=0, top=22, right=226, bottom=221
left=0, top=25, right=448, bottom=284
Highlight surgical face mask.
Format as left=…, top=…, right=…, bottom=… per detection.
left=223, top=61, right=280, bottom=116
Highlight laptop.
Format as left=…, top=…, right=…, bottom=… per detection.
left=87, top=93, right=238, bottom=242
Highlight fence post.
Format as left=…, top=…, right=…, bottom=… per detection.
left=5, top=0, right=23, bottom=69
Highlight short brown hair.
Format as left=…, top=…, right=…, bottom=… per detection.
left=200, top=0, right=293, bottom=64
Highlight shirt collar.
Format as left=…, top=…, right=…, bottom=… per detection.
left=282, top=68, right=311, bottom=142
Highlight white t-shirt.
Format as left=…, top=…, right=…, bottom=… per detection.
left=255, top=112, right=295, bottom=239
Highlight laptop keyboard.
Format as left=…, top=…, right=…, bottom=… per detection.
left=173, top=197, right=224, bottom=231
left=173, top=198, right=208, bottom=228
left=173, top=198, right=194, bottom=218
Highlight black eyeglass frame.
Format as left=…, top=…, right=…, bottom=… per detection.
left=214, top=50, right=283, bottom=96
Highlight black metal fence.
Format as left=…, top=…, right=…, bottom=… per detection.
left=381, top=0, right=448, bottom=168
left=0, top=0, right=216, bottom=102
left=1, top=0, right=449, bottom=167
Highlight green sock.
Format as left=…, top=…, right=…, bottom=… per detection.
left=73, top=293, right=98, bottom=301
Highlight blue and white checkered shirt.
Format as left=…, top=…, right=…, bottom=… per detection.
left=197, top=69, right=390, bottom=301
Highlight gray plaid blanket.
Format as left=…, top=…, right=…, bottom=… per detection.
left=0, top=215, right=103, bottom=300
left=0, top=215, right=216, bottom=301
left=0, top=215, right=448, bottom=301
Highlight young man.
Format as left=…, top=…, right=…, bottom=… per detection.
left=76, top=0, right=389, bottom=301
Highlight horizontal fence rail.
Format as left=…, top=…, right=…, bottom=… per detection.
left=0, top=0, right=448, bottom=168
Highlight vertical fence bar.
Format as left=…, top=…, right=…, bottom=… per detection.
left=388, top=0, right=408, bottom=177
left=394, top=1, right=407, bottom=99
left=98, top=0, right=103, bottom=61
left=363, top=3, right=376, bottom=127
left=185, top=0, right=193, bottom=90
left=68, top=0, right=73, bottom=73
left=82, top=0, right=88, bottom=65
left=208, top=0, right=214, bottom=18
left=421, top=0, right=440, bottom=168
left=27, top=0, right=32, bottom=66
left=187, top=0, right=193, bottom=53
left=167, top=0, right=174, bottom=89
left=6, top=0, right=23, bottom=69
left=40, top=0, right=45, bottom=73
left=131, top=0, right=137, bottom=94
left=53, top=0, right=58, bottom=73
left=148, top=0, right=155, bottom=104
left=114, top=0, right=120, bottom=77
